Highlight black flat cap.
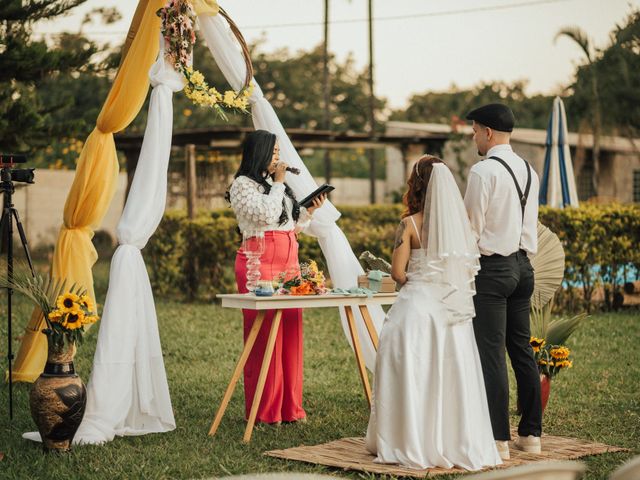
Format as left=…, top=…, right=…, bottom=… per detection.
left=465, top=103, right=515, bottom=132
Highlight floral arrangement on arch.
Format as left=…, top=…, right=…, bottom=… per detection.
left=157, top=0, right=254, bottom=120
left=530, top=337, right=573, bottom=379
left=278, top=261, right=328, bottom=295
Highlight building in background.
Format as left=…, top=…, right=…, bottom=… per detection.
left=385, top=121, right=640, bottom=204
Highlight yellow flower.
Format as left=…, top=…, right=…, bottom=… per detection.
left=79, top=294, right=94, bottom=312
left=223, top=91, right=236, bottom=106
left=550, top=346, right=570, bottom=360
left=530, top=336, right=546, bottom=353
left=183, top=108, right=192, bottom=117
left=57, top=293, right=79, bottom=313
left=82, top=315, right=98, bottom=326
left=63, top=309, right=85, bottom=330
left=47, top=310, right=64, bottom=324
left=190, top=70, right=204, bottom=85
left=555, top=359, right=573, bottom=369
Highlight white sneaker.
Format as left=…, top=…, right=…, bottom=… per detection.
left=513, top=435, right=541, bottom=454
left=495, top=440, right=510, bottom=460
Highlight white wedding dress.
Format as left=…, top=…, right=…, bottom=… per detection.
left=365, top=165, right=501, bottom=471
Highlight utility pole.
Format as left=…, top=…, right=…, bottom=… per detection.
left=323, top=0, right=332, bottom=184
left=367, top=0, right=376, bottom=204
left=185, top=144, right=197, bottom=219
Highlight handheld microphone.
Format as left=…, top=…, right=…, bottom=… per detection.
left=286, top=166, right=300, bottom=175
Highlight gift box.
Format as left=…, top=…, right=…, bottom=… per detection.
left=358, top=274, right=396, bottom=293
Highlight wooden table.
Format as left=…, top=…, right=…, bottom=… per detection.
left=210, top=292, right=397, bottom=442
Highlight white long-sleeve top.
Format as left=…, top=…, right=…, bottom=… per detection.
left=463, top=144, right=539, bottom=257
left=229, top=175, right=312, bottom=235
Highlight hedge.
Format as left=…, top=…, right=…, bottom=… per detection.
left=539, top=203, right=640, bottom=311
left=144, top=204, right=640, bottom=310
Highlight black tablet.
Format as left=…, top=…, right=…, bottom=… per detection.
left=299, top=184, right=335, bottom=208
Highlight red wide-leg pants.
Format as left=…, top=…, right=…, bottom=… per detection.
left=235, top=230, right=306, bottom=423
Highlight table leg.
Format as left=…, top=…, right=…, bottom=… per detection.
left=209, top=310, right=266, bottom=436
left=344, top=305, right=372, bottom=408
left=243, top=309, right=283, bottom=443
left=358, top=305, right=379, bottom=351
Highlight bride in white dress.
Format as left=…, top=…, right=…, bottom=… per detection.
left=365, top=157, right=502, bottom=471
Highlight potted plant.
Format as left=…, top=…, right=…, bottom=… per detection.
left=529, top=297, right=586, bottom=412
left=527, top=222, right=586, bottom=413
left=3, top=270, right=98, bottom=451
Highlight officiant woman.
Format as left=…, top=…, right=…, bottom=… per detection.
left=226, top=129, right=326, bottom=424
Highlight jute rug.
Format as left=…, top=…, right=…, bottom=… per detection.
left=265, top=434, right=629, bottom=478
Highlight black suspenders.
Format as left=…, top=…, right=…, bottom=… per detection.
left=488, top=156, right=532, bottom=223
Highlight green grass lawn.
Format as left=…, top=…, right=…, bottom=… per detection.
left=0, top=262, right=638, bottom=479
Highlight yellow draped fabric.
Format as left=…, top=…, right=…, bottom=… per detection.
left=192, top=0, right=219, bottom=15
left=11, top=0, right=165, bottom=382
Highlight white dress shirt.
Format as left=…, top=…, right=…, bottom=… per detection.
left=463, top=144, right=539, bottom=257
left=229, top=175, right=311, bottom=235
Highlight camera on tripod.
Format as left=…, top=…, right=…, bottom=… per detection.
left=0, top=152, right=35, bottom=420
left=0, top=153, right=35, bottom=184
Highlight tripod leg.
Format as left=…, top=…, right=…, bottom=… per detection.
left=11, top=208, right=35, bottom=276
left=3, top=206, right=13, bottom=419
left=0, top=208, right=7, bottom=255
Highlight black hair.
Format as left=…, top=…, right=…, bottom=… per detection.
left=225, top=129, right=300, bottom=225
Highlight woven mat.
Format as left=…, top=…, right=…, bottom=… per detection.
left=265, top=434, right=629, bottom=478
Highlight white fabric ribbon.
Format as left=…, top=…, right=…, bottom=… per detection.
left=197, top=13, right=383, bottom=370
left=74, top=40, right=182, bottom=444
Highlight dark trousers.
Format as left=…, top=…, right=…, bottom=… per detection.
left=473, top=250, right=542, bottom=440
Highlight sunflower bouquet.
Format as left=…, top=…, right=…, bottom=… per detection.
left=530, top=337, right=574, bottom=379
left=277, top=260, right=328, bottom=296
left=1, top=269, right=98, bottom=350
left=46, top=292, right=98, bottom=349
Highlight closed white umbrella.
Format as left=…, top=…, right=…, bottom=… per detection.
left=539, top=96, right=579, bottom=207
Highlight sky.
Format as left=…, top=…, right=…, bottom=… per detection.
left=33, top=0, right=640, bottom=108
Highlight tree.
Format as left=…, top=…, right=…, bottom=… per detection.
left=567, top=9, right=640, bottom=139
left=555, top=26, right=602, bottom=195
left=391, top=81, right=553, bottom=130
left=0, top=0, right=102, bottom=152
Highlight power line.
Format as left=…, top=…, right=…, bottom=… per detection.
left=32, top=0, right=576, bottom=37
left=241, top=0, right=575, bottom=30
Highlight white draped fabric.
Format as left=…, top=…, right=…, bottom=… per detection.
left=24, top=44, right=180, bottom=445
left=72, top=47, right=181, bottom=444
left=198, top=14, right=383, bottom=370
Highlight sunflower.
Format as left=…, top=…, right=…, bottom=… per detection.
left=57, top=293, right=79, bottom=313
left=47, top=309, right=64, bottom=324
left=79, top=294, right=94, bottom=312
left=530, top=337, right=546, bottom=353
left=550, top=346, right=570, bottom=360
left=82, top=315, right=98, bottom=326
left=62, top=309, right=85, bottom=330
left=556, top=360, right=573, bottom=369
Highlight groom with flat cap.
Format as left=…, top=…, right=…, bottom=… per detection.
left=463, top=103, right=542, bottom=461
